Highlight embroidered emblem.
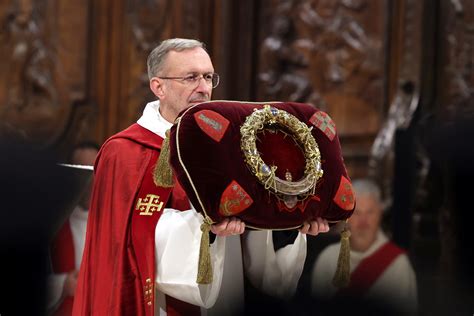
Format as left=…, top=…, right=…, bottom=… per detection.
left=309, top=111, right=336, bottom=141
left=219, top=180, right=253, bottom=216
left=144, top=278, right=153, bottom=306
left=135, top=194, right=163, bottom=216
left=194, top=110, right=230, bottom=142
left=333, top=176, right=355, bottom=211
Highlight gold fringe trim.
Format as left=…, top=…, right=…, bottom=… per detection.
left=153, top=129, right=175, bottom=188
left=196, top=217, right=213, bottom=284
left=332, top=224, right=351, bottom=288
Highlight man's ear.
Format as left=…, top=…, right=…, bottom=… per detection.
left=150, top=77, right=164, bottom=98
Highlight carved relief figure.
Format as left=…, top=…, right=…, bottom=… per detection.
left=128, top=0, right=169, bottom=118
left=0, top=0, right=57, bottom=112
left=294, top=0, right=382, bottom=105
left=258, top=0, right=383, bottom=121
left=444, top=0, right=473, bottom=106
left=258, top=1, right=323, bottom=105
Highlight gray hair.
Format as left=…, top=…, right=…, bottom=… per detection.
left=352, top=178, right=382, bottom=203
left=147, top=38, right=206, bottom=80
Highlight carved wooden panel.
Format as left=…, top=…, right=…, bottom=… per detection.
left=116, top=0, right=172, bottom=134
left=0, top=0, right=259, bottom=146
left=0, top=0, right=94, bottom=148
left=255, top=0, right=389, bottom=178
left=437, top=0, right=474, bottom=113
left=210, top=0, right=258, bottom=101
left=90, top=0, right=218, bottom=141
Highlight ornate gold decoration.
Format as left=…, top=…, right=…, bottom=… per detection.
left=143, top=278, right=154, bottom=306
left=240, top=105, right=323, bottom=203
left=197, top=216, right=213, bottom=284
left=135, top=194, right=163, bottom=216
left=332, top=222, right=351, bottom=288
left=153, top=129, right=175, bottom=188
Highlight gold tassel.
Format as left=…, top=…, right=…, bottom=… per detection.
left=332, top=223, right=351, bottom=288
left=153, top=129, right=175, bottom=188
left=196, top=216, right=213, bottom=284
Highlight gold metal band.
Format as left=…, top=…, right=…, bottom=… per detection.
left=240, top=105, right=323, bottom=201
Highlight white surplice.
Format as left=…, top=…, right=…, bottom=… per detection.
left=138, top=100, right=307, bottom=315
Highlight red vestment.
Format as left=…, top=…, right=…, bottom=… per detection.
left=73, top=124, right=173, bottom=315
left=337, top=241, right=405, bottom=298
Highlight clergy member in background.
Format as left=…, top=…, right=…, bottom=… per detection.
left=47, top=143, right=99, bottom=315
left=311, top=178, right=417, bottom=315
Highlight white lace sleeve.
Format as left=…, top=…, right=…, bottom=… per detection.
left=155, top=208, right=226, bottom=308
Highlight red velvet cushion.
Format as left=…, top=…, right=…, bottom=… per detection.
left=169, top=101, right=354, bottom=229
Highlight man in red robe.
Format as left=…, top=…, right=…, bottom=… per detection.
left=73, top=38, right=329, bottom=316
left=311, top=179, right=417, bottom=314
left=48, top=143, right=99, bottom=316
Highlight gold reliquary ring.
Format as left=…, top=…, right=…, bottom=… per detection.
left=240, top=105, right=324, bottom=197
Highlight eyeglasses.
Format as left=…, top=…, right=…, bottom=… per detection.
left=158, top=73, right=220, bottom=89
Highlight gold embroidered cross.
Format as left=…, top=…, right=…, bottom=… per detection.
left=135, top=194, right=163, bottom=216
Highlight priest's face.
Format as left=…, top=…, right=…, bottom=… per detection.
left=348, top=193, right=382, bottom=252
left=154, top=47, right=214, bottom=123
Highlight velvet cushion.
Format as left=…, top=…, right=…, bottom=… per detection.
left=169, top=101, right=354, bottom=229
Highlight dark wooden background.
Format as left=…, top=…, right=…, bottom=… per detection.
left=1, top=0, right=473, bottom=313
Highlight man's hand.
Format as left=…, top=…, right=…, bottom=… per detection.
left=210, top=217, right=245, bottom=237
left=299, top=217, right=329, bottom=236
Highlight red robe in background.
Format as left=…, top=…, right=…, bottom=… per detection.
left=50, top=219, right=76, bottom=315
left=73, top=123, right=170, bottom=315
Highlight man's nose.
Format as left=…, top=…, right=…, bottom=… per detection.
left=194, top=76, right=212, bottom=94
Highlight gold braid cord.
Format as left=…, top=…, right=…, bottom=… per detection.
left=240, top=105, right=323, bottom=201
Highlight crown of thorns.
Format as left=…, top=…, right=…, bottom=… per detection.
left=240, top=105, right=323, bottom=200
